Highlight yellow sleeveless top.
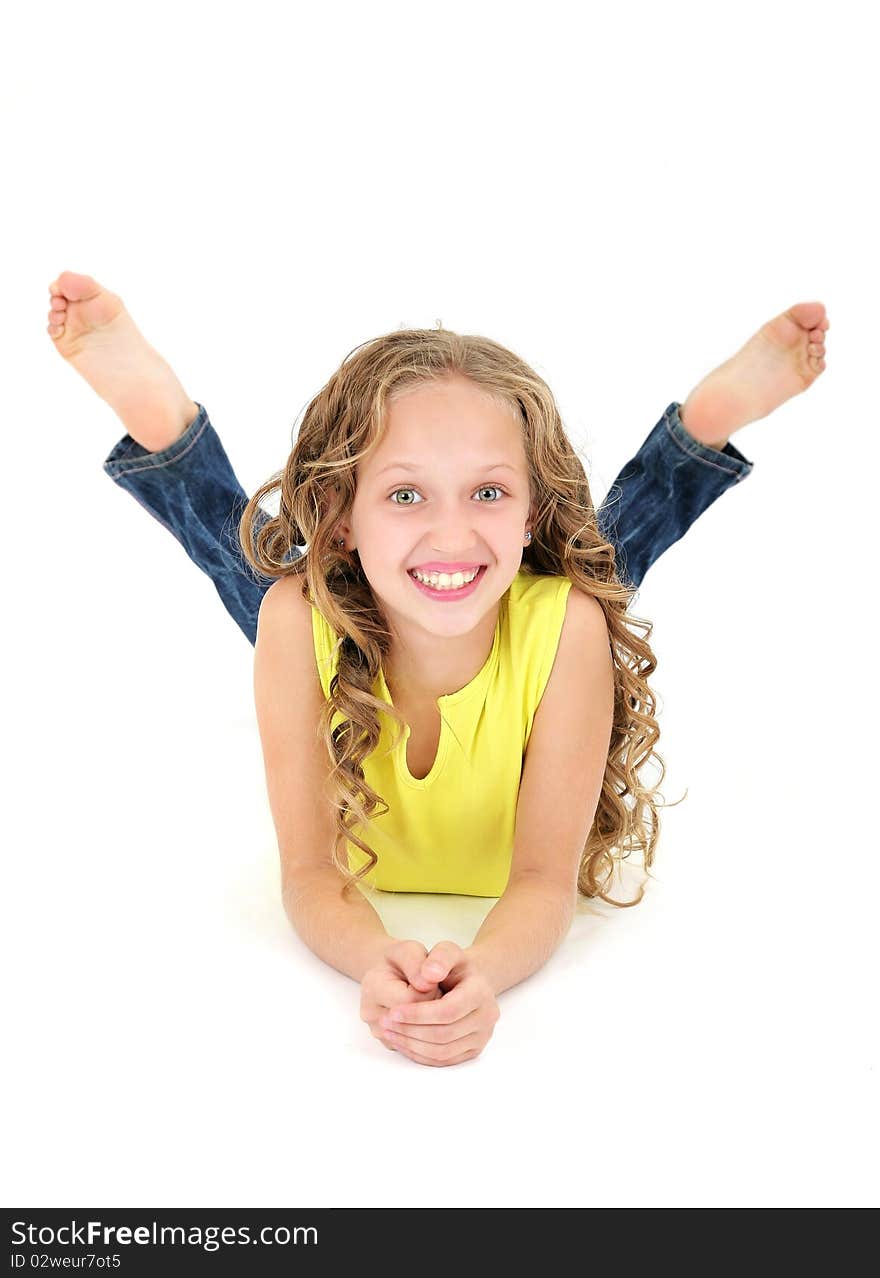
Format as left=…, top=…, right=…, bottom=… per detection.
left=310, top=568, right=573, bottom=896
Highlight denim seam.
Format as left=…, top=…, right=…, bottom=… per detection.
left=663, top=409, right=750, bottom=482
left=104, top=412, right=210, bottom=478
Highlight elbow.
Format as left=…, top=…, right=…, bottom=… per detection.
left=507, top=868, right=579, bottom=910
left=281, top=863, right=344, bottom=915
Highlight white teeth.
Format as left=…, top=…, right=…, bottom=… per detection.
left=411, top=567, right=480, bottom=589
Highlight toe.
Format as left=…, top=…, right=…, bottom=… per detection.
left=787, top=301, right=827, bottom=331
left=54, top=271, right=101, bottom=302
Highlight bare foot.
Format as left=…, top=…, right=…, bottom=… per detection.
left=679, top=301, right=830, bottom=451
left=46, top=271, right=199, bottom=453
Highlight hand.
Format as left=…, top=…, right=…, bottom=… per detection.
left=360, top=940, right=445, bottom=1053
left=378, top=941, right=500, bottom=1067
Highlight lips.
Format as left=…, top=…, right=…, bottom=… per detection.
left=407, top=564, right=487, bottom=599
left=408, top=564, right=486, bottom=573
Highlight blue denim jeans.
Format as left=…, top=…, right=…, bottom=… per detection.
left=102, top=400, right=753, bottom=647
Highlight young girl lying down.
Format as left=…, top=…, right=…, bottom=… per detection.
left=47, top=272, right=829, bottom=1067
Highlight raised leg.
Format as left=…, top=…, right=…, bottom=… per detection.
left=103, top=398, right=753, bottom=646
left=595, top=401, right=753, bottom=590
left=103, top=403, right=296, bottom=646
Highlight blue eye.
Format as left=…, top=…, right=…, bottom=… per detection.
left=389, top=485, right=507, bottom=505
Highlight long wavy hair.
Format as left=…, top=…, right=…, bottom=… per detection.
left=239, top=325, right=681, bottom=908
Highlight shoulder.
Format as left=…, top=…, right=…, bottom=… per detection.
left=256, top=573, right=344, bottom=707
left=254, top=573, right=320, bottom=696
left=560, top=580, right=607, bottom=634
left=256, top=572, right=314, bottom=642
left=513, top=573, right=606, bottom=683
left=545, top=583, right=611, bottom=699
left=259, top=570, right=311, bottom=613
left=510, top=569, right=592, bottom=625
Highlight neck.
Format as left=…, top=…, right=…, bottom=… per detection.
left=384, top=602, right=501, bottom=706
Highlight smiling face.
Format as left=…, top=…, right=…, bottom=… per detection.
left=340, top=372, right=534, bottom=686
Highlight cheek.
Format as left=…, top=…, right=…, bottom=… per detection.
left=358, top=519, right=409, bottom=567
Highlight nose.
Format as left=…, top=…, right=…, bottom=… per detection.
left=413, top=493, right=491, bottom=562
left=428, top=527, right=483, bottom=559
left=423, top=517, right=472, bottom=554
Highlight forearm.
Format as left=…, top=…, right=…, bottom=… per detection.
left=282, top=868, right=399, bottom=983
left=467, top=873, right=577, bottom=996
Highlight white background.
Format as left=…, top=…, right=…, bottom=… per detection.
left=3, top=0, right=877, bottom=1209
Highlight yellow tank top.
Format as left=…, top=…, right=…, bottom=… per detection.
left=310, top=568, right=573, bottom=896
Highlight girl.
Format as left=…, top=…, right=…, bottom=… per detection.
left=47, top=273, right=829, bottom=1068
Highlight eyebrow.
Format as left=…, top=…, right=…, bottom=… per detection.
left=375, top=461, right=520, bottom=477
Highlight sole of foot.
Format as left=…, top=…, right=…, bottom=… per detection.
left=47, top=270, right=199, bottom=453
left=680, top=300, right=830, bottom=450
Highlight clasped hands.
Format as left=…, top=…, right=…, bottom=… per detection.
left=360, top=939, right=500, bottom=1067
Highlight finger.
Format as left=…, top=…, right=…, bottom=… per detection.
left=382, top=1007, right=482, bottom=1045
left=361, top=972, right=409, bottom=1020
left=387, top=940, right=445, bottom=994
left=420, top=940, right=465, bottom=985
left=384, top=974, right=443, bottom=1006
left=386, top=992, right=472, bottom=1028
left=392, top=1038, right=483, bottom=1067
left=399, top=951, right=441, bottom=993
left=387, top=1024, right=481, bottom=1056
left=365, top=979, right=439, bottom=1029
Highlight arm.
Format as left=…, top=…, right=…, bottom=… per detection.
left=283, top=867, right=401, bottom=983
left=467, top=872, right=576, bottom=996
left=254, top=577, right=400, bottom=982
left=467, top=586, right=615, bottom=996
